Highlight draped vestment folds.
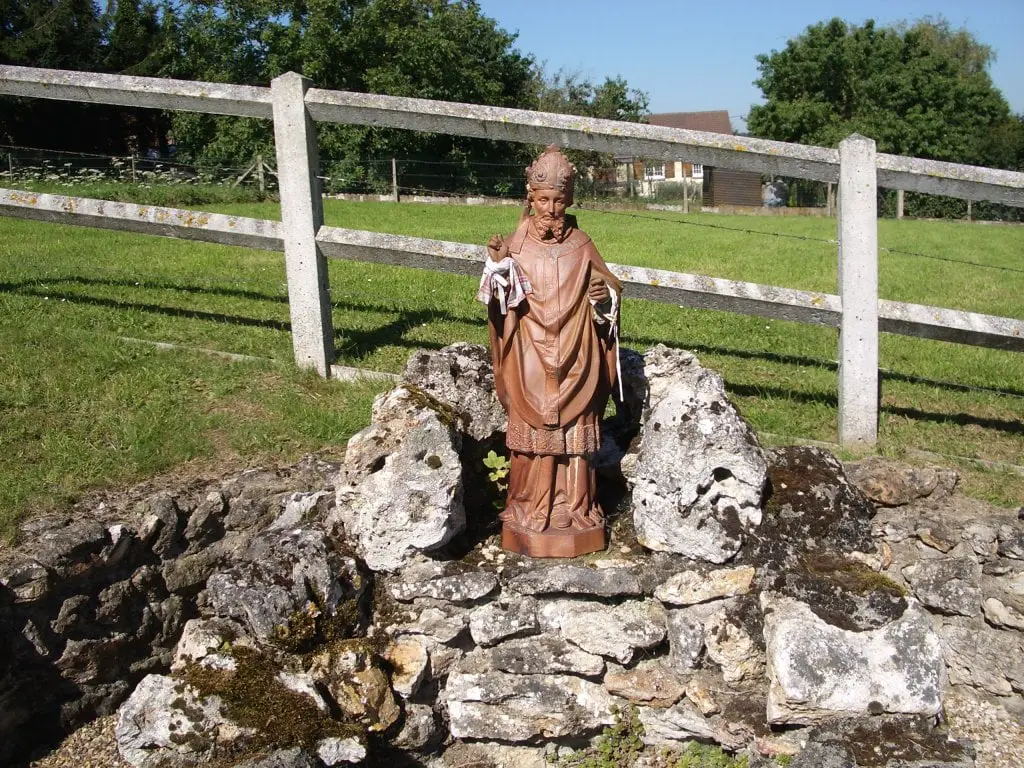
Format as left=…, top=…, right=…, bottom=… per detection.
left=487, top=218, right=621, bottom=532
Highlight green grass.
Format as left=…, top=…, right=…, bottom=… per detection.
left=1, top=187, right=1022, bottom=540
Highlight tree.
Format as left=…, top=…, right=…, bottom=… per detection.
left=532, top=67, right=649, bottom=182
left=747, top=18, right=1015, bottom=167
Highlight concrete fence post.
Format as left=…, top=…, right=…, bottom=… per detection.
left=837, top=134, right=879, bottom=449
left=271, top=71, right=334, bottom=376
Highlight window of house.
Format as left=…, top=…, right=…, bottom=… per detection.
left=691, top=163, right=704, bottom=178
left=644, top=164, right=665, bottom=180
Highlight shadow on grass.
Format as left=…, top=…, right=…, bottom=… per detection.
left=729, top=382, right=1024, bottom=436
left=3, top=278, right=1022, bottom=411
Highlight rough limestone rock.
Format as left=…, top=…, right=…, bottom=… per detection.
left=115, top=674, right=231, bottom=766
left=388, top=560, right=498, bottom=603
left=444, top=670, right=621, bottom=740
left=392, top=703, right=439, bottom=751
left=308, top=643, right=400, bottom=732
left=401, top=343, right=506, bottom=442
left=664, top=609, right=705, bottom=671
left=384, top=635, right=430, bottom=699
left=844, top=456, right=958, bottom=507
left=937, top=616, right=1024, bottom=696
left=171, top=617, right=247, bottom=672
left=332, top=387, right=465, bottom=572
left=507, top=564, right=642, bottom=597
left=762, top=594, right=945, bottom=724
left=603, top=660, right=687, bottom=706
left=206, top=527, right=364, bottom=645
left=465, top=634, right=606, bottom=676
left=538, top=598, right=666, bottom=664
left=902, top=557, right=982, bottom=617
left=315, top=736, right=367, bottom=766
left=638, top=698, right=746, bottom=750
left=654, top=566, right=755, bottom=606
left=631, top=345, right=767, bottom=562
left=468, top=596, right=540, bottom=647
left=703, top=605, right=765, bottom=683
left=442, top=742, right=548, bottom=768
left=983, top=596, right=1024, bottom=630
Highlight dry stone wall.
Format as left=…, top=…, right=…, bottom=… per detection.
left=2, top=343, right=1021, bottom=768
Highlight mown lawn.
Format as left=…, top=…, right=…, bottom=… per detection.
left=1, top=188, right=1022, bottom=539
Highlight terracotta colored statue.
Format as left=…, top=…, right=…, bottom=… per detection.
left=477, top=145, right=622, bottom=558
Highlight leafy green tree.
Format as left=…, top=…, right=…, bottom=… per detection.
left=747, top=18, right=1014, bottom=166
left=747, top=17, right=1021, bottom=218
left=532, top=67, right=649, bottom=186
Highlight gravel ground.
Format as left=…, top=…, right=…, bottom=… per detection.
left=28, top=715, right=129, bottom=768
left=945, top=687, right=1024, bottom=768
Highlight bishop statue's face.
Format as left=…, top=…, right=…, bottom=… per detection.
left=529, top=188, right=567, bottom=241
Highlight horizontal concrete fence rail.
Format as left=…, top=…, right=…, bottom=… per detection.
left=3, top=64, right=1024, bottom=447
left=4, top=188, right=1021, bottom=356
left=3, top=65, right=1022, bottom=205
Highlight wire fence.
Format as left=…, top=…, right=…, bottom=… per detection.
left=4, top=143, right=1019, bottom=222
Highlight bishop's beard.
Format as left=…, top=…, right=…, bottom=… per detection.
left=533, top=214, right=565, bottom=241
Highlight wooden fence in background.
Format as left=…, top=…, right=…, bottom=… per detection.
left=1, top=65, right=1023, bottom=448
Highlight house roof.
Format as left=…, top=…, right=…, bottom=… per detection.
left=648, top=111, right=733, bottom=135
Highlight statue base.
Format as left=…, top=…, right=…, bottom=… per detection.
left=501, top=520, right=605, bottom=558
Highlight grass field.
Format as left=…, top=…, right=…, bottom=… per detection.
left=1, top=185, right=1022, bottom=540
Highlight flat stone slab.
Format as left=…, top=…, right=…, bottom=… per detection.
left=507, top=564, right=642, bottom=597
left=445, top=670, right=621, bottom=741
left=538, top=599, right=666, bottom=664
left=467, top=634, right=605, bottom=677
left=468, top=597, right=540, bottom=647
left=654, top=566, right=755, bottom=606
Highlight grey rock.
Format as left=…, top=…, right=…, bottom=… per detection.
left=231, top=749, right=317, bottom=768
left=963, top=521, right=999, bottom=558
left=316, top=736, right=367, bottom=766
left=938, top=616, right=1024, bottom=696
left=665, top=608, right=705, bottom=671
left=790, top=742, right=855, bottom=768
left=206, top=526, right=364, bottom=645
left=32, top=517, right=110, bottom=570
left=183, top=490, right=227, bottom=547
left=137, top=493, right=183, bottom=559
left=468, top=596, right=540, bottom=647
left=52, top=593, right=93, bottom=635
left=308, top=643, right=400, bottom=731
left=332, top=387, right=465, bottom=572
left=268, top=490, right=331, bottom=531
left=638, top=698, right=746, bottom=750
left=998, top=523, right=1024, bottom=559
left=655, top=566, right=755, bottom=606
left=400, top=343, right=506, bottom=442
left=115, top=674, right=230, bottom=767
left=982, top=596, right=1024, bottom=630
left=389, top=562, right=498, bottom=603
left=538, top=598, right=666, bottom=664
left=468, top=633, right=606, bottom=676
left=507, top=564, right=642, bottom=597
left=844, top=457, right=957, bottom=507
left=762, top=594, right=945, bottom=724
left=704, top=606, right=765, bottom=683
left=57, top=634, right=134, bottom=686
left=392, top=703, right=438, bottom=751
left=445, top=670, right=622, bottom=740
left=631, top=345, right=767, bottom=562
left=0, top=558, right=51, bottom=602
left=390, top=602, right=470, bottom=645
left=603, top=659, right=687, bottom=706
left=902, top=557, right=981, bottom=617
left=384, top=635, right=430, bottom=698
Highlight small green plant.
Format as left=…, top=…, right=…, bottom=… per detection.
left=558, top=705, right=644, bottom=767
left=675, top=742, right=749, bottom=768
left=483, top=449, right=511, bottom=509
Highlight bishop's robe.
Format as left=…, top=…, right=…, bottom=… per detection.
left=487, top=217, right=622, bottom=531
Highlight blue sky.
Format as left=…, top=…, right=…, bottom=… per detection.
left=479, top=0, right=1023, bottom=132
